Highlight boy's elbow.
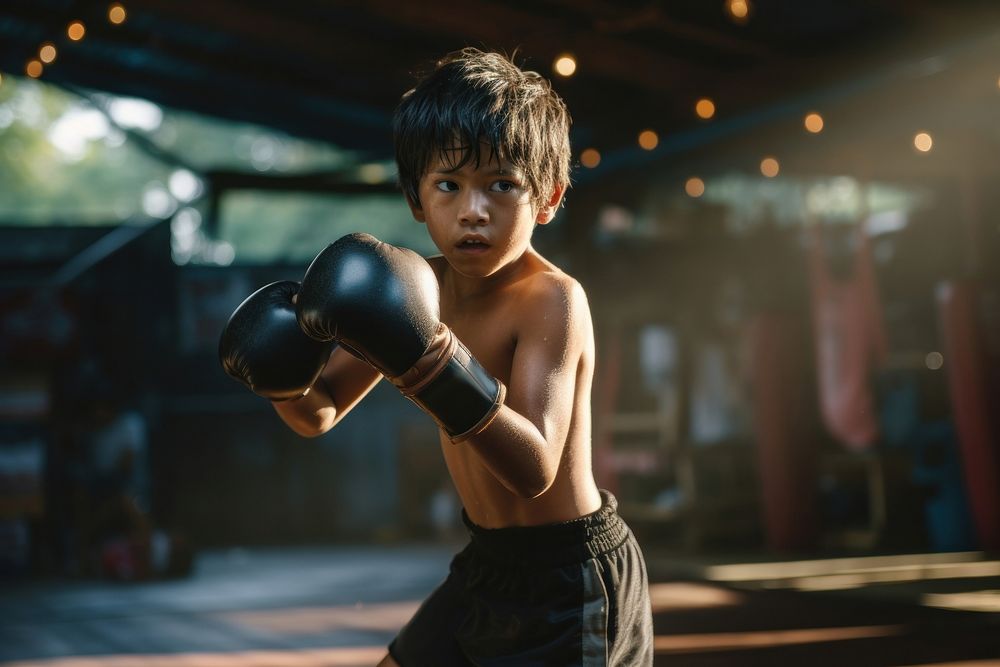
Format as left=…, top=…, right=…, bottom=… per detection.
left=511, top=466, right=557, bottom=499
left=520, top=482, right=551, bottom=500
left=286, top=422, right=322, bottom=438
left=287, top=412, right=337, bottom=439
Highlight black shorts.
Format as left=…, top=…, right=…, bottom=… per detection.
left=389, top=491, right=653, bottom=666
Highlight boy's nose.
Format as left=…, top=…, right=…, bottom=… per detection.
left=458, top=190, right=489, bottom=225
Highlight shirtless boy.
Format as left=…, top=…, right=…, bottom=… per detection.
left=220, top=48, right=653, bottom=666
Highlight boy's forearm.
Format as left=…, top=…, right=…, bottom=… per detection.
left=464, top=406, right=558, bottom=499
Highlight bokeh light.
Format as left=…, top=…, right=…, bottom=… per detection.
left=696, top=98, right=716, bottom=119
left=67, top=21, right=86, bottom=41
left=169, top=169, right=204, bottom=202
left=25, top=60, right=43, bottom=78
left=358, top=163, right=388, bottom=184
left=925, top=352, right=944, bottom=370
left=638, top=129, right=659, bottom=151
left=726, top=0, right=750, bottom=23
left=685, top=177, right=706, bottom=197
left=39, top=43, right=57, bottom=64
left=554, top=54, right=577, bottom=77
left=109, top=3, right=127, bottom=24
left=914, top=132, right=933, bottom=152
left=143, top=182, right=178, bottom=218
left=804, top=112, right=824, bottom=133
left=47, top=107, right=111, bottom=159
left=760, top=157, right=780, bottom=177
left=580, top=148, right=601, bottom=168
left=108, top=97, right=164, bottom=131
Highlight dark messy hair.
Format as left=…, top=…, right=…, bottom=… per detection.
left=393, top=48, right=572, bottom=208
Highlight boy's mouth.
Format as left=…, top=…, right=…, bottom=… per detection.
left=456, top=236, right=491, bottom=253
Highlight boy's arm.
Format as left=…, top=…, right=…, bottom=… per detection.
left=462, top=278, right=588, bottom=498
left=272, top=347, right=382, bottom=437
left=218, top=279, right=382, bottom=438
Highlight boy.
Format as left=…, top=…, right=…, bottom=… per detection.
left=220, top=48, right=653, bottom=665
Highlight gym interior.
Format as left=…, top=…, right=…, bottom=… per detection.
left=1, top=1, right=999, bottom=664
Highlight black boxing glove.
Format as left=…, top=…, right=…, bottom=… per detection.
left=219, top=281, right=333, bottom=401
left=296, top=233, right=505, bottom=441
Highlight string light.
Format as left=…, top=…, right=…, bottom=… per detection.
left=760, top=157, right=779, bottom=177
left=67, top=21, right=86, bottom=41
left=25, top=59, right=43, bottom=78
left=726, top=0, right=750, bottom=23
left=695, top=98, right=716, bottom=119
left=109, top=3, right=127, bottom=24
left=580, top=148, right=601, bottom=168
left=804, top=112, right=824, bottom=133
left=685, top=177, right=705, bottom=198
left=553, top=54, right=576, bottom=77
left=914, top=132, right=933, bottom=152
left=39, top=43, right=57, bottom=64
left=638, top=130, right=659, bottom=150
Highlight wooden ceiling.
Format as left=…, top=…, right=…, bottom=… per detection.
left=1, top=0, right=998, bottom=177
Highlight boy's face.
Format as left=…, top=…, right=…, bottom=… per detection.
left=407, top=142, right=563, bottom=279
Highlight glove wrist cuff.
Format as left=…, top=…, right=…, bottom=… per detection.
left=390, top=324, right=506, bottom=442
left=450, top=381, right=506, bottom=443
left=391, top=323, right=456, bottom=394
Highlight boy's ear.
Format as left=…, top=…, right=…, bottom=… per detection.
left=406, top=195, right=426, bottom=223
left=535, top=184, right=566, bottom=225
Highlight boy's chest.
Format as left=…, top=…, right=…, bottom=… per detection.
left=440, top=297, right=518, bottom=383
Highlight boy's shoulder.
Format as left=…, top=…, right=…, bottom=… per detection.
left=508, top=258, right=592, bottom=341
left=519, top=262, right=587, bottom=309
left=511, top=263, right=593, bottom=364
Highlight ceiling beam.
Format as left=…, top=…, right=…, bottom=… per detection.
left=361, top=0, right=718, bottom=93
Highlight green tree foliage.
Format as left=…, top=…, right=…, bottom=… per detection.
left=0, top=77, right=170, bottom=223
left=0, top=75, right=432, bottom=261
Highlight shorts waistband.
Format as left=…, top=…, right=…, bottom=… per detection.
left=461, top=490, right=630, bottom=567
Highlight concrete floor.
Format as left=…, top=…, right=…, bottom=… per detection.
left=2, top=545, right=999, bottom=666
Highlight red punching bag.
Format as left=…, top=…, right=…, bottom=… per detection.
left=807, top=223, right=888, bottom=451
left=937, top=280, right=1000, bottom=550
left=749, top=313, right=819, bottom=552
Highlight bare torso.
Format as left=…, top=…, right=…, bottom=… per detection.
left=428, top=253, right=602, bottom=528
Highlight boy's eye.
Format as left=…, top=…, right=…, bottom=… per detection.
left=436, top=181, right=458, bottom=192
left=490, top=180, right=517, bottom=193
